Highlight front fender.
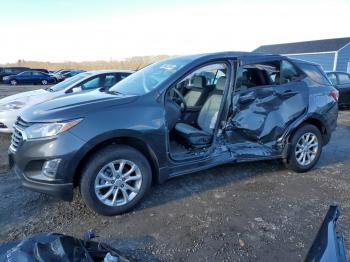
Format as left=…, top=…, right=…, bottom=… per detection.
left=67, top=129, right=161, bottom=183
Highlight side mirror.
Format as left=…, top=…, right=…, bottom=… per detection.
left=72, top=86, right=82, bottom=93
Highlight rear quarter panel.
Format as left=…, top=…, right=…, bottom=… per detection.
left=297, top=78, right=338, bottom=145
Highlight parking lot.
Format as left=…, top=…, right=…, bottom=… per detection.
left=0, top=85, right=349, bottom=261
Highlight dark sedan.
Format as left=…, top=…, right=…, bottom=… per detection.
left=0, top=67, right=30, bottom=82
left=327, top=71, right=350, bottom=107
left=2, top=71, right=56, bottom=86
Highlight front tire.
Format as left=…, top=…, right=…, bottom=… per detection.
left=80, top=145, right=152, bottom=216
left=10, top=80, right=17, bottom=86
left=285, top=124, right=322, bottom=172
left=41, top=79, right=48, bottom=85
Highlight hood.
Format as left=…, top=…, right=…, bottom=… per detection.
left=0, top=89, right=51, bottom=105
left=20, top=89, right=138, bottom=122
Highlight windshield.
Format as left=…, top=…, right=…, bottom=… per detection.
left=109, top=57, right=192, bottom=95
left=48, top=72, right=90, bottom=92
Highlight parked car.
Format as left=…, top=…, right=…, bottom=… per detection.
left=60, top=70, right=86, bottom=80
left=0, top=70, right=133, bottom=133
left=0, top=67, right=30, bottom=82
left=9, top=52, right=338, bottom=215
left=2, top=71, right=56, bottom=86
left=53, top=69, right=74, bottom=82
left=326, top=71, right=350, bottom=107
left=31, top=68, right=50, bottom=74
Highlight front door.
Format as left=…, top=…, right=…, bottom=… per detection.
left=18, top=71, right=32, bottom=84
left=225, top=57, right=309, bottom=159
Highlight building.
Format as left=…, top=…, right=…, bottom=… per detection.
left=254, top=37, right=350, bottom=72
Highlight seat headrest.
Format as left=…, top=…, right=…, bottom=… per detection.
left=189, top=76, right=206, bottom=88
left=215, top=76, right=227, bottom=91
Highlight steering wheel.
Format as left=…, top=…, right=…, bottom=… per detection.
left=173, top=88, right=187, bottom=112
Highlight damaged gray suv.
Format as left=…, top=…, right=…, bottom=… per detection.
left=9, top=52, right=338, bottom=215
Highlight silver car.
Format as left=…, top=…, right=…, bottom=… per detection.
left=0, top=70, right=134, bottom=133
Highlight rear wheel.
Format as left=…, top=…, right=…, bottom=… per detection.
left=10, top=80, right=17, bottom=86
left=285, top=124, right=322, bottom=172
left=41, top=79, right=48, bottom=85
left=80, top=145, right=152, bottom=216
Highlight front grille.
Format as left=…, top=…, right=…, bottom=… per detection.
left=10, top=117, right=30, bottom=152
left=15, top=117, right=30, bottom=129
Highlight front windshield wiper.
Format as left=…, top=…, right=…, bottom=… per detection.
left=107, top=90, right=125, bottom=95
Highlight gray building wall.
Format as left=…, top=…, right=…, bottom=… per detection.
left=287, top=52, right=335, bottom=71
left=336, top=43, right=350, bottom=72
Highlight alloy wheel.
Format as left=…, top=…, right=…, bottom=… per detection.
left=94, top=159, right=142, bottom=207
left=295, top=132, right=319, bottom=166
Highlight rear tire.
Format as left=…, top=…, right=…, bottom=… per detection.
left=285, top=124, right=322, bottom=172
left=80, top=145, right=152, bottom=216
left=41, top=79, right=48, bottom=85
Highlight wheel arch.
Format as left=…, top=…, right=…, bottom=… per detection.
left=289, top=116, right=328, bottom=142
left=283, top=115, right=329, bottom=159
left=72, top=135, right=161, bottom=187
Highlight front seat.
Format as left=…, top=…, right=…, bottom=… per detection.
left=175, top=77, right=226, bottom=147
left=184, top=76, right=209, bottom=107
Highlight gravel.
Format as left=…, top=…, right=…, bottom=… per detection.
left=0, top=85, right=349, bottom=261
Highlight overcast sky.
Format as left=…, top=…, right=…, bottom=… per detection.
left=0, top=0, right=349, bottom=63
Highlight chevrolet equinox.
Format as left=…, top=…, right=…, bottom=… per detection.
left=9, top=52, right=338, bottom=215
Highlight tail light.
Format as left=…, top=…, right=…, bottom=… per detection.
left=329, top=88, right=339, bottom=102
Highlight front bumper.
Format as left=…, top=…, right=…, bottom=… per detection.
left=9, top=131, right=86, bottom=201
left=10, top=163, right=73, bottom=201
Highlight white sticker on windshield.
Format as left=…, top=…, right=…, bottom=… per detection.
left=160, top=64, right=177, bottom=70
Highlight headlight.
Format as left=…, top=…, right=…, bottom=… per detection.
left=24, top=119, right=82, bottom=139
left=0, top=101, right=26, bottom=111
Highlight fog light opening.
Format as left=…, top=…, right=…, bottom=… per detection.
left=42, top=159, right=61, bottom=178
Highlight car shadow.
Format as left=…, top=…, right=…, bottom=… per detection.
left=134, top=159, right=286, bottom=213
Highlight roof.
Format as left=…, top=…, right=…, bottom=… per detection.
left=88, top=69, right=135, bottom=74
left=254, top=37, right=350, bottom=54
left=168, top=51, right=284, bottom=63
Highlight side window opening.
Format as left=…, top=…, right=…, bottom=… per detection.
left=327, top=73, right=338, bottom=85
left=296, top=63, right=331, bottom=85
left=104, top=75, right=117, bottom=89
left=237, top=61, right=280, bottom=91
left=81, top=77, right=101, bottom=90
left=280, top=60, right=302, bottom=84
left=170, top=63, right=228, bottom=108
